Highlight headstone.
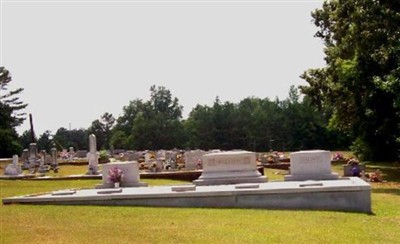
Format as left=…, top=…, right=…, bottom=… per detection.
left=164, top=151, right=177, bottom=170
left=124, top=150, right=137, bottom=161
left=28, top=143, right=38, bottom=171
left=96, top=161, right=148, bottom=188
left=37, top=150, right=48, bottom=173
left=75, top=150, right=88, bottom=158
left=145, top=151, right=156, bottom=164
left=145, top=151, right=157, bottom=169
left=86, top=134, right=99, bottom=175
left=156, top=150, right=166, bottom=160
left=69, top=147, right=75, bottom=159
left=284, top=150, right=339, bottom=181
left=4, top=155, right=22, bottom=175
left=113, top=149, right=125, bottom=156
left=155, top=159, right=163, bottom=172
left=21, top=149, right=30, bottom=170
left=193, top=150, right=267, bottom=186
left=184, top=150, right=207, bottom=170
left=343, top=164, right=366, bottom=176
left=45, top=154, right=52, bottom=165
left=61, top=149, right=68, bottom=159
left=51, top=148, right=59, bottom=172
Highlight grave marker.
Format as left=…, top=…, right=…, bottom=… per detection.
left=284, top=150, right=339, bottom=181
left=193, top=150, right=267, bottom=185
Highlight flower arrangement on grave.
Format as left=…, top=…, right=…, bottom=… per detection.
left=108, top=166, right=124, bottom=183
left=332, top=153, right=345, bottom=161
left=347, top=157, right=359, bottom=165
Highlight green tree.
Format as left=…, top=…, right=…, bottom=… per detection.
left=37, top=130, right=54, bottom=152
left=88, top=113, right=115, bottom=150
left=110, top=130, right=128, bottom=149
left=19, top=130, right=35, bottom=149
left=184, top=104, right=215, bottom=149
left=53, top=127, right=88, bottom=151
left=0, top=67, right=27, bottom=157
left=113, top=85, right=185, bottom=150
left=300, top=0, right=400, bottom=160
left=112, top=99, right=146, bottom=149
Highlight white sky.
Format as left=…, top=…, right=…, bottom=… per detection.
left=1, top=0, right=325, bottom=136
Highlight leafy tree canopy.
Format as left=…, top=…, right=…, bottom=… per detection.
left=88, top=112, right=115, bottom=150
left=112, top=85, right=185, bottom=150
left=300, top=0, right=400, bottom=160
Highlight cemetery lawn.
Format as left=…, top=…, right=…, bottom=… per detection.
left=0, top=163, right=399, bottom=243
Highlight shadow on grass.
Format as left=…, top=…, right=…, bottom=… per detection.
left=372, top=188, right=400, bottom=196
left=364, top=162, right=400, bottom=183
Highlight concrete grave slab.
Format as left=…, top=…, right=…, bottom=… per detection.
left=2, top=177, right=371, bottom=213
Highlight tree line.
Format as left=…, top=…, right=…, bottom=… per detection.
left=17, top=85, right=350, bottom=154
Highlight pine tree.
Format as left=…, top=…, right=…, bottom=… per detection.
left=0, top=67, right=28, bottom=157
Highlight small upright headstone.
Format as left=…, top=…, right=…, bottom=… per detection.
left=21, top=149, right=30, bottom=170
left=45, top=154, right=52, bottom=165
left=28, top=143, right=38, bottom=172
left=185, top=150, right=207, bottom=170
left=157, top=150, right=166, bottom=160
left=38, top=150, right=48, bottom=173
left=113, top=149, right=126, bottom=156
left=123, top=150, right=136, bottom=161
left=145, top=151, right=155, bottom=164
left=164, top=151, right=177, bottom=170
left=51, top=148, right=59, bottom=172
left=96, top=161, right=148, bottom=188
left=69, top=147, right=75, bottom=159
left=5, top=155, right=22, bottom=175
left=284, top=150, right=339, bottom=181
left=75, top=150, right=88, bottom=158
left=86, top=134, right=99, bottom=175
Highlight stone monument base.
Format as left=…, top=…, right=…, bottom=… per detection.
left=284, top=173, right=339, bottom=181
left=4, top=165, right=22, bottom=175
left=194, top=170, right=266, bottom=186
left=95, top=182, right=148, bottom=189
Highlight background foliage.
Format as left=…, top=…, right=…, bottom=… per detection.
left=301, top=0, right=400, bottom=160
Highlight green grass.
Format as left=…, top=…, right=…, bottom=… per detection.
left=1, top=161, right=400, bottom=243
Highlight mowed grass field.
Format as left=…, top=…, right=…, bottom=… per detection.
left=0, top=159, right=399, bottom=243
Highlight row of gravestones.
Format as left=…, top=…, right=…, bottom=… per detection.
left=87, top=149, right=210, bottom=171
left=99, top=149, right=341, bottom=188
left=117, top=149, right=215, bottom=171
left=4, top=143, right=59, bottom=176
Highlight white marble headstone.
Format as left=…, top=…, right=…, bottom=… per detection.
left=86, top=134, right=99, bottom=175
left=97, top=161, right=148, bottom=188
left=284, top=150, right=339, bottom=181
left=5, top=155, right=22, bottom=175
left=193, top=150, right=267, bottom=186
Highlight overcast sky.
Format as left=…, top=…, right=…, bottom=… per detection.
left=1, top=0, right=325, bottom=136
